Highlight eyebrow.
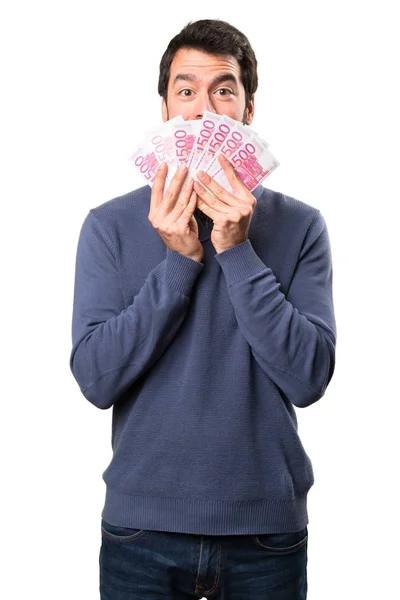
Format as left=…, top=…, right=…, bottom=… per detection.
left=172, top=73, right=239, bottom=88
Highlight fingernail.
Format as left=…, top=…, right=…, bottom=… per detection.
left=179, top=163, right=187, bottom=172
left=197, top=170, right=206, bottom=179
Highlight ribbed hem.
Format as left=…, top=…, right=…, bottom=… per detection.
left=214, top=240, right=267, bottom=286
left=154, top=249, right=204, bottom=297
left=101, top=487, right=309, bottom=535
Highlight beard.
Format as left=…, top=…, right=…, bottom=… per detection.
left=165, top=106, right=248, bottom=125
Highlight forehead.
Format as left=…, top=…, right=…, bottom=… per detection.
left=169, top=48, right=241, bottom=84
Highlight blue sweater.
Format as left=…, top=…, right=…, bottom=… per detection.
left=70, top=183, right=336, bottom=535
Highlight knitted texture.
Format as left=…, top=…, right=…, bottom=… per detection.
left=70, top=184, right=336, bottom=535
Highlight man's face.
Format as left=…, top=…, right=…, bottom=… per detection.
left=162, top=48, right=254, bottom=125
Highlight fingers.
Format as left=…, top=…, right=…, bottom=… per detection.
left=196, top=171, right=233, bottom=208
left=149, top=163, right=192, bottom=223
left=161, top=164, right=190, bottom=213
left=178, top=189, right=197, bottom=222
left=217, top=154, right=247, bottom=194
left=149, top=162, right=168, bottom=221
left=194, top=178, right=230, bottom=214
left=194, top=184, right=222, bottom=221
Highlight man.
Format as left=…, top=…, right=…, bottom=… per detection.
left=70, top=19, right=336, bottom=600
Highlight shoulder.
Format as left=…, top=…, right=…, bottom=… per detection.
left=84, top=185, right=152, bottom=247
left=256, top=185, right=320, bottom=223
left=74, top=186, right=152, bottom=257
left=90, top=185, right=151, bottom=222
left=253, top=185, right=323, bottom=243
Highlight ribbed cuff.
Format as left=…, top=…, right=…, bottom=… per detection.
left=160, top=249, right=204, bottom=297
left=214, top=240, right=267, bottom=286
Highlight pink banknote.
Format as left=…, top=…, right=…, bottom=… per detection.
left=195, top=113, right=238, bottom=174
left=144, top=115, right=183, bottom=183
left=213, top=136, right=279, bottom=192
left=129, top=145, right=160, bottom=185
left=206, top=124, right=257, bottom=178
left=171, top=119, right=200, bottom=168
left=187, top=113, right=219, bottom=176
left=128, top=114, right=279, bottom=193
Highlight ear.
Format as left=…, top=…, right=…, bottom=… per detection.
left=245, top=95, right=255, bottom=125
left=161, top=97, right=168, bottom=122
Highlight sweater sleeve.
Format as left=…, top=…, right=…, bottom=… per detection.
left=214, top=211, right=336, bottom=408
left=69, top=210, right=204, bottom=410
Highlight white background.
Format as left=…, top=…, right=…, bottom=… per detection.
left=1, top=1, right=399, bottom=598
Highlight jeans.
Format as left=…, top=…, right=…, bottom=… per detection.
left=99, top=518, right=308, bottom=599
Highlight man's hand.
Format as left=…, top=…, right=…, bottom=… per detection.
left=193, top=155, right=257, bottom=254
left=149, top=163, right=204, bottom=263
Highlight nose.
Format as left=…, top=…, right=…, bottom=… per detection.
left=193, top=92, right=217, bottom=119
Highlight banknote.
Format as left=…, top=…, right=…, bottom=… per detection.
left=206, top=121, right=256, bottom=179
left=213, top=136, right=279, bottom=192
left=186, top=113, right=219, bottom=176
left=195, top=112, right=238, bottom=175
left=172, top=119, right=201, bottom=169
left=129, top=116, right=182, bottom=186
left=129, top=144, right=160, bottom=185
left=129, top=114, right=279, bottom=193
left=144, top=115, right=183, bottom=182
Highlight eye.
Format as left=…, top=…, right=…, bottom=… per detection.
left=215, top=88, right=234, bottom=97
left=178, top=89, right=193, bottom=97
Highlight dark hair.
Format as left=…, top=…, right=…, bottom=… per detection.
left=158, top=19, right=258, bottom=109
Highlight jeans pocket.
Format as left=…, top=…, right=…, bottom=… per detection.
left=252, top=526, right=308, bottom=555
left=101, top=519, right=148, bottom=542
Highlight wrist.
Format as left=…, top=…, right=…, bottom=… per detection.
left=178, top=250, right=203, bottom=263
